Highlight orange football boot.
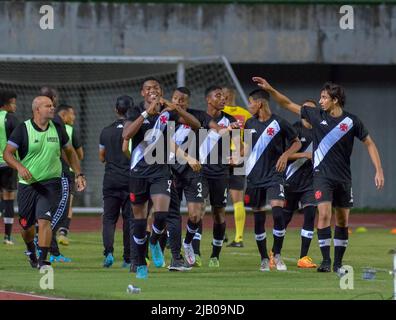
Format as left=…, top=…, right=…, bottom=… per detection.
left=297, top=256, right=317, bottom=268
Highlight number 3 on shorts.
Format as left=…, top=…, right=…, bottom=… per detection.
left=196, top=182, right=203, bottom=198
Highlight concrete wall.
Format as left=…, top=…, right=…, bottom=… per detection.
left=1, top=1, right=395, bottom=64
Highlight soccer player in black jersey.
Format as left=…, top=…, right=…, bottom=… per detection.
left=99, top=96, right=134, bottom=269
left=56, top=104, right=84, bottom=246
left=253, top=77, right=385, bottom=272
left=243, top=89, right=301, bottom=271
left=283, top=99, right=318, bottom=268
left=198, top=85, right=241, bottom=268
left=122, top=78, right=200, bottom=279
left=168, top=87, right=213, bottom=266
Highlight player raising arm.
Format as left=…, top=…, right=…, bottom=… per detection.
left=242, top=89, right=301, bottom=271
left=252, top=76, right=384, bottom=272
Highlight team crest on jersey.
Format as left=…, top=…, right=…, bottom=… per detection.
left=267, top=127, right=275, bottom=136
left=20, top=218, right=27, bottom=228
left=315, top=190, right=322, bottom=200
left=339, top=123, right=349, bottom=132
left=160, top=115, right=168, bottom=124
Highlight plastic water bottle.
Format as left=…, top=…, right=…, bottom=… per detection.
left=362, top=268, right=376, bottom=280
left=126, top=284, right=141, bottom=294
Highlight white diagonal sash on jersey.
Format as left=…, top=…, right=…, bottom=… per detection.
left=130, top=111, right=170, bottom=170
left=313, top=117, right=353, bottom=169
left=173, top=125, right=192, bottom=145
left=169, top=125, right=192, bottom=160
left=286, top=142, right=313, bottom=180
left=199, top=116, right=230, bottom=164
left=245, top=120, right=280, bottom=176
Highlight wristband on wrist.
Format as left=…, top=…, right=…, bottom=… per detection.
left=141, top=111, right=149, bottom=119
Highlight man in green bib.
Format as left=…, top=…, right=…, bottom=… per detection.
left=39, top=87, right=82, bottom=262
left=3, top=96, right=86, bottom=269
left=0, top=90, right=19, bottom=245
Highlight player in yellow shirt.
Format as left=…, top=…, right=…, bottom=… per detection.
left=223, top=87, right=251, bottom=247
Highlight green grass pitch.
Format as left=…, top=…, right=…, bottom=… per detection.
left=0, top=229, right=394, bottom=300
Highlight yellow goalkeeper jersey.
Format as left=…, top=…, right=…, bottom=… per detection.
left=223, top=105, right=252, bottom=129
left=223, top=105, right=252, bottom=151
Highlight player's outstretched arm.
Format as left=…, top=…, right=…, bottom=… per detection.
left=209, top=120, right=225, bottom=135
left=76, top=146, right=84, bottom=161
left=64, top=145, right=87, bottom=191
left=160, top=98, right=200, bottom=129
left=209, top=120, right=240, bottom=137
left=123, top=100, right=160, bottom=140
left=170, top=139, right=201, bottom=172
left=176, top=108, right=200, bottom=130
left=276, top=138, right=302, bottom=172
left=99, top=146, right=106, bottom=163
left=252, top=77, right=302, bottom=115
left=288, top=151, right=312, bottom=161
left=362, top=135, right=384, bottom=189
left=122, top=118, right=145, bottom=141
left=122, top=139, right=131, bottom=159
left=3, top=144, right=32, bottom=181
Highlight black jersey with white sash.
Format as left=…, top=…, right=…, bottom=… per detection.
left=127, top=102, right=179, bottom=178
left=301, top=106, right=368, bottom=183
left=200, top=111, right=237, bottom=178
left=285, top=121, right=313, bottom=192
left=171, top=108, right=212, bottom=179
left=244, top=114, right=297, bottom=188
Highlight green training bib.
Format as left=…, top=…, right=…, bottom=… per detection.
left=19, top=120, right=62, bottom=184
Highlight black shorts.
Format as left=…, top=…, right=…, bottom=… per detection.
left=169, top=183, right=182, bottom=214
left=228, top=174, right=245, bottom=191
left=0, top=166, right=17, bottom=191
left=51, top=176, right=72, bottom=230
left=284, top=188, right=316, bottom=212
left=103, top=189, right=131, bottom=220
left=129, top=176, right=172, bottom=205
left=64, top=171, right=76, bottom=195
left=175, top=175, right=207, bottom=203
left=17, top=179, right=62, bottom=230
left=245, top=184, right=285, bottom=209
left=202, top=177, right=228, bottom=208
left=313, top=177, right=353, bottom=208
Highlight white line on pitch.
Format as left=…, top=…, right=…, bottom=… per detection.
left=0, top=290, right=66, bottom=300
